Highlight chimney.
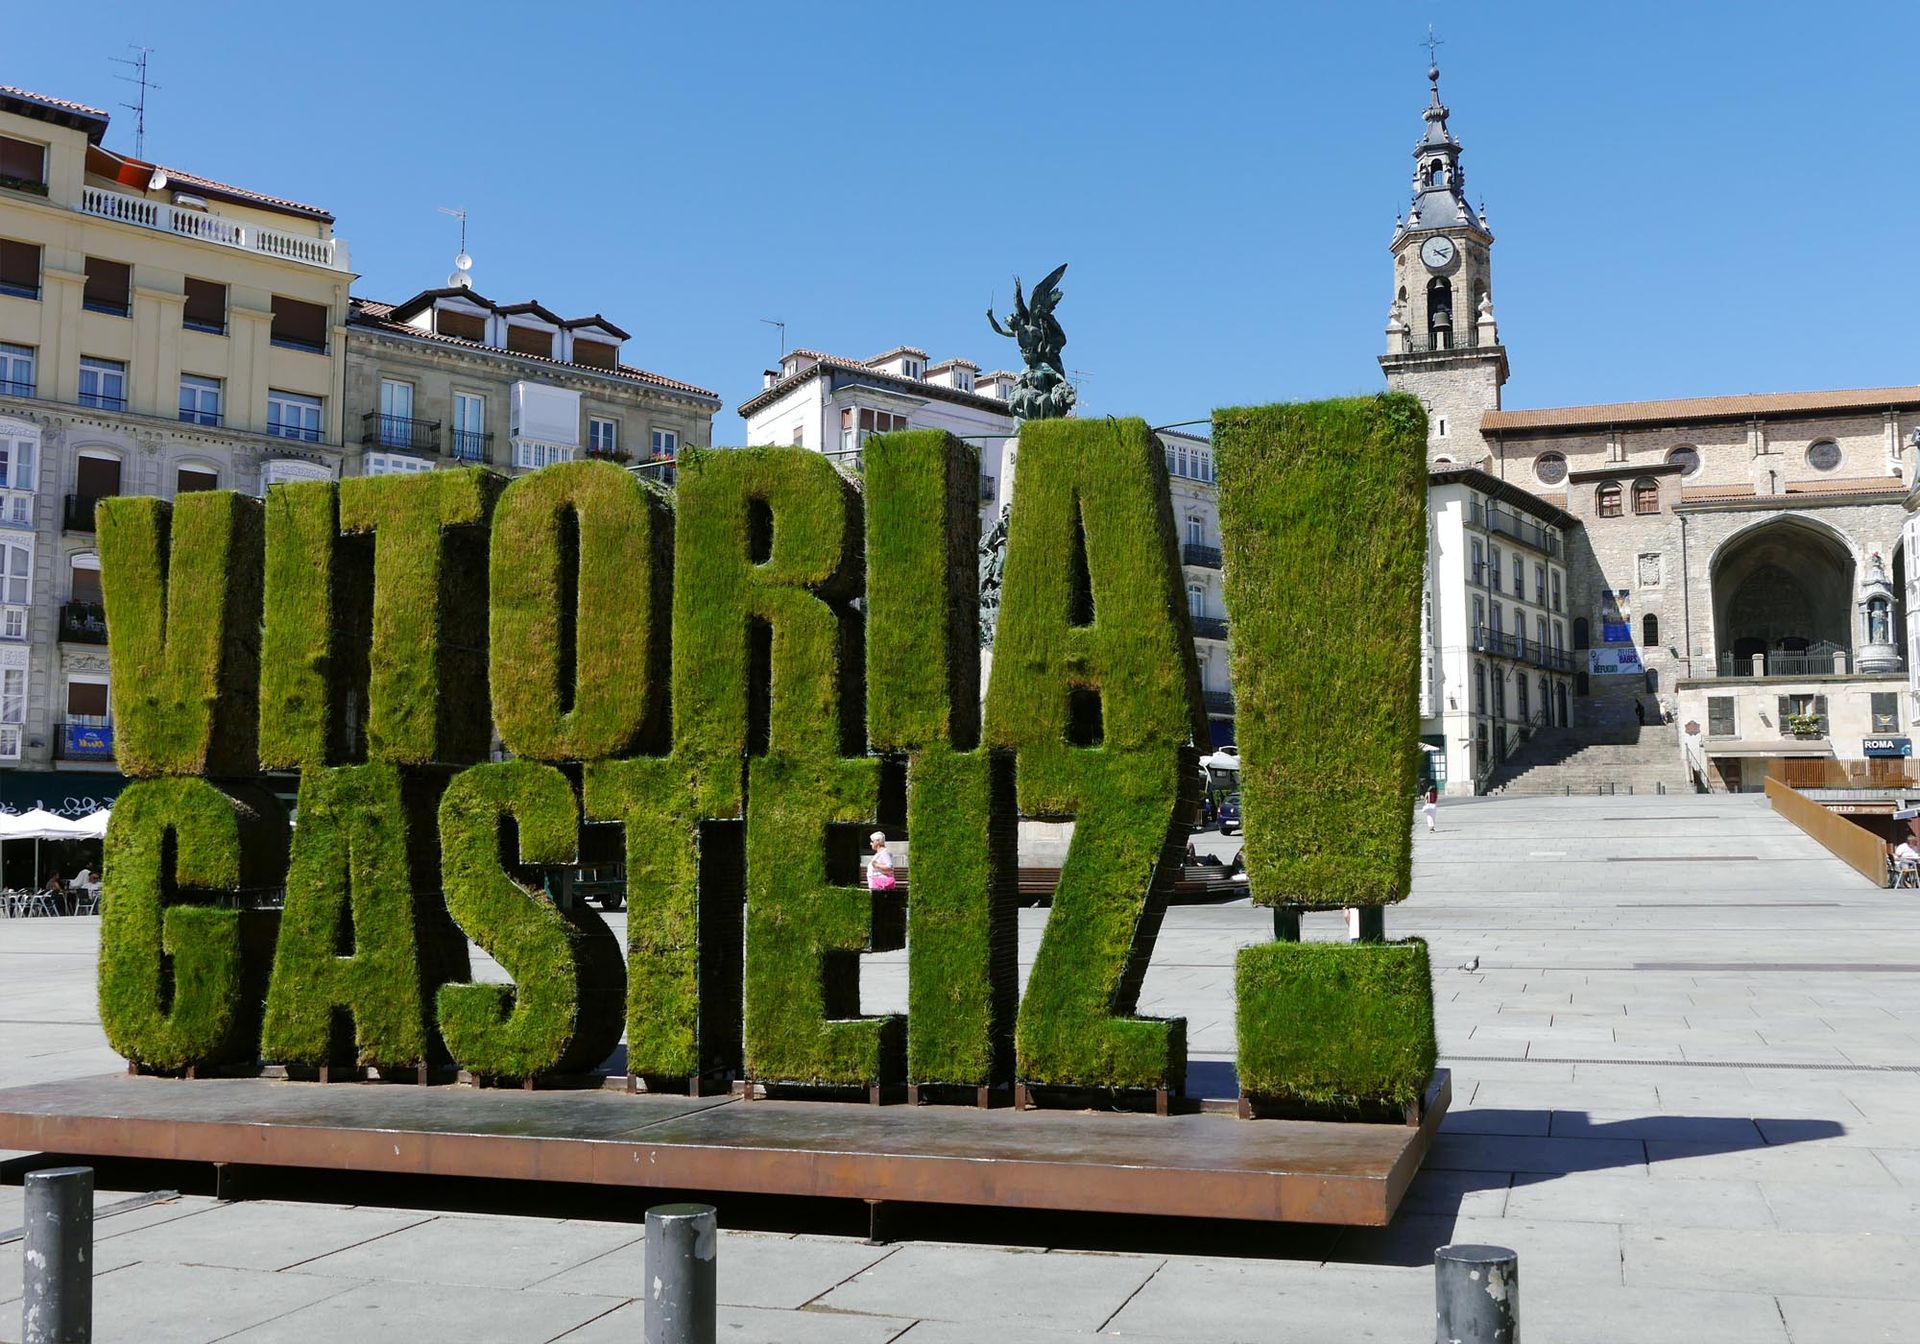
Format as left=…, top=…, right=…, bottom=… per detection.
left=762, top=369, right=780, bottom=390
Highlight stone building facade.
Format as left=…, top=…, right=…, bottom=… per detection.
left=1387, top=63, right=1918, bottom=793
left=0, top=85, right=351, bottom=810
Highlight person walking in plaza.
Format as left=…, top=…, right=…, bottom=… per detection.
left=1421, top=784, right=1439, bottom=833
left=1634, top=699, right=1646, bottom=727
left=867, top=831, right=896, bottom=891
left=1895, top=837, right=1920, bottom=888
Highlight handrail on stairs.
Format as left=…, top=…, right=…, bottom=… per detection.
left=1476, top=709, right=1552, bottom=795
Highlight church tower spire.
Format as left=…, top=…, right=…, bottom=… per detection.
left=1380, top=33, right=1508, bottom=469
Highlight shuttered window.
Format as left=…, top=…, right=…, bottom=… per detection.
left=183, top=278, right=226, bottom=333
left=270, top=295, right=328, bottom=351
left=0, top=137, right=46, bottom=188
left=0, top=240, right=38, bottom=299
left=82, top=258, right=131, bottom=316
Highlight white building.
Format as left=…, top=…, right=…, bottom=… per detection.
left=738, top=350, right=1236, bottom=744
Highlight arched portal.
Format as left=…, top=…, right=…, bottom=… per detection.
left=1710, top=518, right=1856, bottom=663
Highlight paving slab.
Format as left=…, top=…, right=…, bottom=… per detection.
left=55, top=1260, right=356, bottom=1344
left=1623, top=1226, right=1920, bottom=1299
left=531, top=1229, right=895, bottom=1308
left=1774, top=1293, right=1920, bottom=1344
left=95, top=1199, right=431, bottom=1272
left=292, top=1213, right=644, bottom=1290
left=1102, top=1257, right=1430, bottom=1343
left=1526, top=1286, right=1790, bottom=1344
left=812, top=1244, right=1161, bottom=1331
left=555, top=1302, right=915, bottom=1343
left=219, top=1281, right=625, bottom=1344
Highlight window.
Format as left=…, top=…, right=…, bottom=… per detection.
left=839, top=409, right=901, bottom=453
left=1551, top=621, right=1563, bottom=651
left=1187, top=514, right=1204, bottom=547
left=1470, top=538, right=1484, bottom=585
left=435, top=306, right=487, bottom=342
left=1667, top=445, right=1700, bottom=476
left=1, top=540, right=29, bottom=607
left=1807, top=440, right=1841, bottom=472
left=1491, top=667, right=1506, bottom=716
left=0, top=343, right=32, bottom=397
left=651, top=429, right=679, bottom=459
left=1632, top=478, right=1660, bottom=515
left=0, top=421, right=37, bottom=507
left=1536, top=615, right=1547, bottom=650
left=182, top=278, right=227, bottom=334
left=1188, top=584, right=1205, bottom=617
left=452, top=393, right=487, bottom=462
left=513, top=440, right=573, bottom=470
left=1511, top=552, right=1524, bottom=597
left=506, top=324, right=553, bottom=359
left=1490, top=544, right=1502, bottom=590
left=78, top=358, right=126, bottom=411
left=589, top=418, right=618, bottom=455
left=1596, top=483, right=1623, bottom=518
left=178, top=375, right=221, bottom=427
left=1778, top=693, right=1829, bottom=732
left=82, top=257, right=131, bottom=316
left=1, top=663, right=25, bottom=747
left=1551, top=570, right=1562, bottom=611
left=0, top=240, right=39, bottom=300
left=1473, top=662, right=1487, bottom=713
left=1573, top=617, right=1590, bottom=649
left=1516, top=675, right=1528, bottom=721
left=1490, top=603, right=1503, bottom=636
left=270, top=295, right=328, bottom=352
left=176, top=466, right=218, bottom=494
left=1435, top=416, right=1448, bottom=439
left=1872, top=692, right=1900, bottom=733
left=0, top=136, right=47, bottom=192
left=374, top=379, right=416, bottom=448
left=1472, top=594, right=1484, bottom=630
left=1534, top=564, right=1546, bottom=605
left=365, top=453, right=436, bottom=477
left=1643, top=613, right=1660, bottom=647
left=573, top=339, right=619, bottom=371
left=267, top=390, right=323, bottom=442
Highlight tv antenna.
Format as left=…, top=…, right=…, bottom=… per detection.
left=111, top=45, right=160, bottom=160
left=437, top=207, right=473, bottom=288
left=759, top=318, right=787, bottom=358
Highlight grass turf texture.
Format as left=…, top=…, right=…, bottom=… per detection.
left=1235, top=939, right=1437, bottom=1113
left=903, top=744, right=1017, bottom=1087
left=98, top=778, right=290, bottom=1070
left=670, top=446, right=864, bottom=815
left=1213, top=395, right=1427, bottom=909
left=980, top=417, right=1201, bottom=1093
left=338, top=467, right=501, bottom=767
left=261, top=765, right=471, bottom=1073
left=743, top=754, right=903, bottom=1086
left=99, top=492, right=264, bottom=777
left=862, top=429, right=980, bottom=751
left=434, top=761, right=625, bottom=1080
left=583, top=756, right=742, bottom=1080
left=258, top=481, right=373, bottom=769
left=491, top=460, right=673, bottom=762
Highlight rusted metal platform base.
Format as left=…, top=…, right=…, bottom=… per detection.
left=0, top=1069, right=1449, bottom=1227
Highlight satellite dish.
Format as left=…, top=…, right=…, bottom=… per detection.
left=147, top=169, right=168, bottom=191
left=454, top=251, right=472, bottom=272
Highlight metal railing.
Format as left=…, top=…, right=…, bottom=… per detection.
left=1403, top=326, right=1487, bottom=353
left=1469, top=502, right=1560, bottom=557
left=1182, top=542, right=1222, bottom=569
left=1713, top=646, right=1854, bottom=678
left=57, top=601, right=106, bottom=644
left=1471, top=625, right=1573, bottom=672
left=1191, top=615, right=1229, bottom=641
left=1204, top=690, right=1235, bottom=716
left=1476, top=709, right=1549, bottom=794
left=62, top=494, right=106, bottom=533
left=54, top=716, right=113, bottom=760
left=449, top=429, right=493, bottom=464
left=362, top=411, right=440, bottom=453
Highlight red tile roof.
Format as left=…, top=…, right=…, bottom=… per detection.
left=0, top=86, right=109, bottom=119
left=1784, top=476, right=1906, bottom=496
left=153, top=164, right=333, bottom=223
left=739, top=349, right=1018, bottom=419
left=348, top=298, right=718, bottom=402
left=0, top=86, right=110, bottom=142
left=1483, top=386, right=1920, bottom=434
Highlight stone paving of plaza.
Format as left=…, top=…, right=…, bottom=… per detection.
left=3, top=793, right=1919, bottom=1341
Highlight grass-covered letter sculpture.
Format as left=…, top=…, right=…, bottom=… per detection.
left=96, top=400, right=1435, bottom=1116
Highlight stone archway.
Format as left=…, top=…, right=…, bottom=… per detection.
left=1710, top=517, right=1856, bottom=664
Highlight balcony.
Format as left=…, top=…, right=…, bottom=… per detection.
left=1713, top=647, right=1856, bottom=679
left=1204, top=690, right=1235, bottom=717
left=1182, top=543, right=1222, bottom=570
left=57, top=601, right=106, bottom=644
left=79, top=186, right=349, bottom=271
left=449, top=430, right=494, bottom=464
left=362, top=411, right=440, bottom=455
left=1191, top=614, right=1229, bottom=641
left=63, top=493, right=107, bottom=533
left=1472, top=625, right=1574, bottom=673
left=1403, top=326, right=1488, bottom=354
left=1470, top=502, right=1560, bottom=557
left=54, top=718, right=113, bottom=761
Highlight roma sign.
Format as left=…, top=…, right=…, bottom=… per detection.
left=95, top=401, right=1435, bottom=1115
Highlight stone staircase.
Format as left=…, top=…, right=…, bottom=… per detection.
left=1484, top=725, right=1696, bottom=797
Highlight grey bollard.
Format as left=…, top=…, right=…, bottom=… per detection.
left=22, top=1166, right=93, bottom=1344
left=645, top=1202, right=716, bottom=1344
left=1436, top=1243, right=1517, bottom=1344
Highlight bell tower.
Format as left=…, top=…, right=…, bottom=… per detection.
left=1380, top=52, right=1508, bottom=470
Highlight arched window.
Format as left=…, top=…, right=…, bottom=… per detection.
left=1595, top=483, right=1622, bottom=518
left=1632, top=478, right=1660, bottom=515
left=1666, top=445, right=1700, bottom=476
left=1807, top=440, right=1841, bottom=472
left=1534, top=452, right=1567, bottom=485
left=176, top=461, right=219, bottom=495
left=1187, top=583, right=1204, bottom=617
left=1425, top=159, right=1442, bottom=186
left=1186, top=514, right=1204, bottom=547
left=1574, top=617, right=1591, bottom=650
left=1426, top=277, right=1453, bottom=348
left=1643, top=613, right=1660, bottom=647
left=69, top=552, right=101, bottom=606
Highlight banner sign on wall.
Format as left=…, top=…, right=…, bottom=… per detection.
left=1588, top=648, right=1645, bottom=676
left=1599, top=589, right=1632, bottom=644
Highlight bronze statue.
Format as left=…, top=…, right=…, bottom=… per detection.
left=987, top=263, right=1076, bottom=421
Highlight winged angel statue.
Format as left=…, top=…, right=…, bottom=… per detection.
left=986, top=263, right=1076, bottom=422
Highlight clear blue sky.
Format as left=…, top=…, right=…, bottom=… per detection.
left=10, top=4, right=1918, bottom=433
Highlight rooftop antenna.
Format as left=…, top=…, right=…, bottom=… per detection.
left=437, top=206, right=472, bottom=288
left=759, top=318, right=787, bottom=358
left=111, top=45, right=160, bottom=160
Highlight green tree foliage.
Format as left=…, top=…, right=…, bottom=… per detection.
left=1236, top=940, right=1437, bottom=1112
left=491, top=460, right=672, bottom=762
left=982, top=417, right=1202, bottom=1092
left=258, top=481, right=372, bottom=770
left=98, top=492, right=263, bottom=777
left=261, top=765, right=470, bottom=1072
left=338, top=467, right=501, bottom=766
left=434, top=761, right=624, bottom=1080
left=98, top=779, right=288, bottom=1069
left=1213, top=395, right=1427, bottom=908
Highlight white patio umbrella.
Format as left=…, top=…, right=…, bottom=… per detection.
left=70, top=808, right=110, bottom=839
left=5, top=808, right=91, bottom=890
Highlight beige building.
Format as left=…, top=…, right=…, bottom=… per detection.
left=345, top=270, right=718, bottom=478
left=0, top=85, right=351, bottom=808
left=1386, top=63, right=1917, bottom=795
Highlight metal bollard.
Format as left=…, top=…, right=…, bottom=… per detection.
left=22, top=1166, right=93, bottom=1344
left=1436, top=1243, right=1518, bottom=1344
left=644, top=1202, right=716, bottom=1344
